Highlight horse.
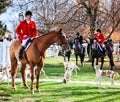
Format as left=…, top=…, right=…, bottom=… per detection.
left=64, top=41, right=73, bottom=61
left=73, top=38, right=85, bottom=66
left=59, top=36, right=73, bottom=62
left=89, top=38, right=114, bottom=70
left=9, top=29, right=70, bottom=94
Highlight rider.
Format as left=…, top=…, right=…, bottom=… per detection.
left=16, top=11, right=38, bottom=60
left=94, top=29, right=106, bottom=55
left=74, top=32, right=85, bottom=53
left=76, top=32, right=83, bottom=45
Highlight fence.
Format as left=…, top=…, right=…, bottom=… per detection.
left=0, top=39, right=119, bottom=69
left=0, top=39, right=61, bottom=69
left=0, top=39, right=11, bottom=68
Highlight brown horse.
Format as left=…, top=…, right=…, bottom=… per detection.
left=10, top=29, right=70, bottom=94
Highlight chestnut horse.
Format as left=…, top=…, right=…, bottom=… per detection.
left=10, top=29, right=70, bottom=94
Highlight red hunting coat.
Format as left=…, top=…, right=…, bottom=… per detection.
left=94, top=33, right=105, bottom=45
left=16, top=20, right=38, bottom=42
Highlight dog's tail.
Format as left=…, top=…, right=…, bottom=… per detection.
left=75, top=65, right=80, bottom=70
left=114, top=72, right=119, bottom=77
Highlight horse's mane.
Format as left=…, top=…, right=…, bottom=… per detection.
left=37, top=31, right=57, bottom=39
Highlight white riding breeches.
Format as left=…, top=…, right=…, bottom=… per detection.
left=21, top=37, right=33, bottom=51
left=21, top=38, right=29, bottom=47
left=21, top=37, right=33, bottom=47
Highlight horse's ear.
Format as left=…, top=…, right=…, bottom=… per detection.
left=59, top=28, right=63, bottom=33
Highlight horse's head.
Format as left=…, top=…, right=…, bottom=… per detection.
left=90, top=38, right=97, bottom=49
left=55, top=29, right=70, bottom=51
left=104, top=39, right=113, bottom=51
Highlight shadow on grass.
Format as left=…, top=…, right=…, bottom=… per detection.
left=44, top=63, right=64, bottom=77
left=36, top=82, right=120, bottom=102
left=0, top=82, right=120, bottom=102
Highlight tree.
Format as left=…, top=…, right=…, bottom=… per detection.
left=0, top=0, right=12, bottom=38
left=13, top=0, right=120, bottom=38
left=106, top=0, right=120, bottom=38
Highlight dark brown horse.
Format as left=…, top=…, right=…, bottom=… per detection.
left=73, top=38, right=85, bottom=66
left=89, top=38, right=114, bottom=70
left=10, top=29, right=70, bottom=94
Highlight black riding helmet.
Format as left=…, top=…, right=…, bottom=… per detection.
left=96, top=29, right=101, bottom=33
left=25, top=11, right=32, bottom=16
left=76, top=32, right=80, bottom=36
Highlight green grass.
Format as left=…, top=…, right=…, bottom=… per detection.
left=0, top=56, right=120, bottom=102
left=0, top=82, right=120, bottom=102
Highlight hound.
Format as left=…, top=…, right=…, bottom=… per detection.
left=63, top=62, right=79, bottom=76
left=94, top=65, right=119, bottom=86
left=0, top=67, right=11, bottom=84
left=63, top=62, right=79, bottom=83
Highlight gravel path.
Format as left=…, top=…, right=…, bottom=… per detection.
left=4, top=78, right=120, bottom=86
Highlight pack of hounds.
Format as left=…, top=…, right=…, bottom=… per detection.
left=0, top=62, right=119, bottom=87
left=62, top=62, right=119, bottom=87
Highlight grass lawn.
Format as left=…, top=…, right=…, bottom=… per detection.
left=0, top=82, right=120, bottom=102
left=0, top=55, right=120, bottom=102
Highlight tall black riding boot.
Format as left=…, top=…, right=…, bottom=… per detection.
left=103, top=47, right=106, bottom=56
left=18, top=46, right=25, bottom=60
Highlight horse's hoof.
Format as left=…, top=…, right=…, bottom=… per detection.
left=13, top=86, right=17, bottom=90
left=81, top=63, right=84, bottom=67
left=24, top=85, right=29, bottom=89
left=31, top=91, right=34, bottom=94
left=36, top=89, right=41, bottom=94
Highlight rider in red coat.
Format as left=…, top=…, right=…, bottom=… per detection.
left=16, top=11, right=38, bottom=60
left=94, top=29, right=106, bottom=55
left=94, top=31, right=104, bottom=45
left=16, top=19, right=38, bottom=42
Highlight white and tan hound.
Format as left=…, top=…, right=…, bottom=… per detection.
left=63, top=62, right=79, bottom=83
left=94, top=65, right=119, bottom=86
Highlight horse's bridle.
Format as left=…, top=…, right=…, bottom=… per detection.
left=58, top=33, right=68, bottom=46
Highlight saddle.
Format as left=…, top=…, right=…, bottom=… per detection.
left=91, top=42, right=105, bottom=57
left=19, top=38, right=34, bottom=61
left=24, top=38, right=34, bottom=51
left=75, top=44, right=84, bottom=54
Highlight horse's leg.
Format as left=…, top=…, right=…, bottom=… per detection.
left=68, top=54, right=70, bottom=62
left=107, top=53, right=114, bottom=70
left=10, top=55, right=18, bottom=90
left=80, top=55, right=85, bottom=66
left=30, top=63, right=35, bottom=94
left=20, top=64, right=28, bottom=88
left=92, top=57, right=94, bottom=70
left=36, top=63, right=43, bottom=93
left=96, top=58, right=99, bottom=66
left=64, top=56, right=66, bottom=62
left=100, top=57, right=104, bottom=70
left=64, top=51, right=66, bottom=61
left=68, top=51, right=71, bottom=61
left=75, top=54, right=78, bottom=65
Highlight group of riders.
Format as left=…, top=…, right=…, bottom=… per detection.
left=16, top=10, right=113, bottom=60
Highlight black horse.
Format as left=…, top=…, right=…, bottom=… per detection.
left=73, top=38, right=85, bottom=66
left=64, top=46, right=72, bottom=61
left=89, top=38, right=114, bottom=70
left=64, top=36, right=73, bottom=61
